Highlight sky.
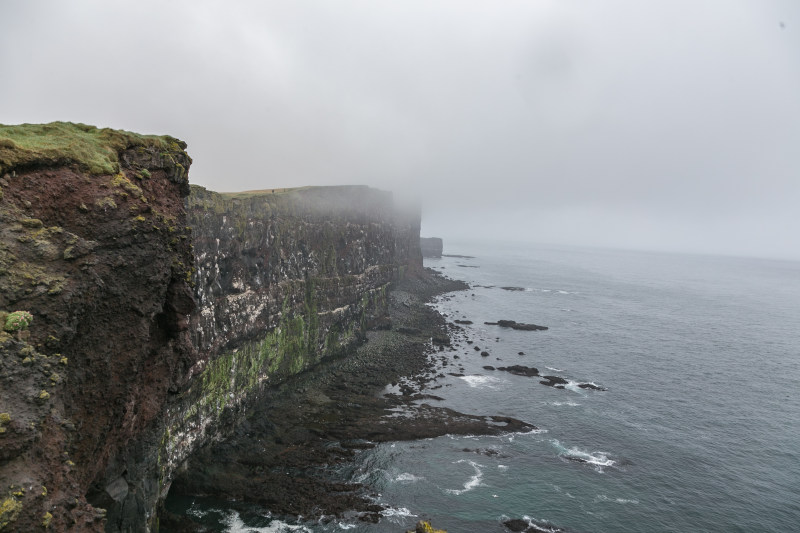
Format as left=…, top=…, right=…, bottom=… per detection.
left=1, top=1, right=799, bottom=260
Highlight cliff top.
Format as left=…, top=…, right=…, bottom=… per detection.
left=0, top=121, right=188, bottom=176
left=218, top=185, right=372, bottom=199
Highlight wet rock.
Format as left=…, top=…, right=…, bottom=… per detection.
left=497, top=365, right=539, bottom=377
left=496, top=320, right=548, bottom=331
left=577, top=383, right=607, bottom=391
left=540, top=375, right=569, bottom=387
left=503, top=518, right=568, bottom=532
left=432, top=334, right=451, bottom=346
left=454, top=319, right=473, bottom=325
left=480, top=351, right=490, bottom=357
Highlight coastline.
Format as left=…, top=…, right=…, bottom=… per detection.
left=161, top=267, right=536, bottom=529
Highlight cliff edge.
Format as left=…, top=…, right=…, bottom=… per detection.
left=0, top=123, right=195, bottom=531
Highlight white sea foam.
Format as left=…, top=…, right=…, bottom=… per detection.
left=444, top=459, right=484, bottom=495
left=498, top=464, right=509, bottom=470
left=551, top=440, right=615, bottom=471
left=520, top=515, right=566, bottom=532
left=380, top=507, right=417, bottom=519
left=595, top=494, right=640, bottom=504
left=549, top=401, right=580, bottom=407
left=505, top=426, right=548, bottom=443
left=223, top=510, right=310, bottom=532
left=545, top=367, right=564, bottom=372
left=459, top=375, right=503, bottom=388
left=394, top=472, right=424, bottom=483
left=337, top=523, right=357, bottom=530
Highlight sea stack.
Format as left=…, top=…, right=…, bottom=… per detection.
left=420, top=237, right=443, bottom=257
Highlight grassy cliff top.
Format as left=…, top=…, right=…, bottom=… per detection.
left=0, top=121, right=187, bottom=176
left=218, top=187, right=311, bottom=199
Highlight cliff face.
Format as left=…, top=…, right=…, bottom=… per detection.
left=0, top=124, right=423, bottom=532
left=0, top=123, right=195, bottom=532
left=152, top=185, right=422, bottom=526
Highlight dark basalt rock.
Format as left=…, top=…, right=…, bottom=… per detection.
left=483, top=366, right=496, bottom=370
left=497, top=365, right=540, bottom=377
left=454, top=319, right=473, bottom=325
left=500, top=286, right=526, bottom=291
left=480, top=351, right=490, bottom=357
left=496, top=320, right=548, bottom=331
left=432, top=334, right=451, bottom=346
left=540, top=375, right=569, bottom=387
left=504, top=518, right=569, bottom=532
left=420, top=237, right=443, bottom=258
left=577, top=383, right=607, bottom=391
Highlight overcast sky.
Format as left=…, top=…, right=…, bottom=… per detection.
left=2, top=1, right=798, bottom=259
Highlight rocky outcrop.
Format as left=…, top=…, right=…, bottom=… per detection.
left=420, top=237, right=443, bottom=257
left=0, top=123, right=425, bottom=532
left=0, top=123, right=194, bottom=532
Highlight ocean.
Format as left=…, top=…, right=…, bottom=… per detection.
left=181, top=241, right=800, bottom=532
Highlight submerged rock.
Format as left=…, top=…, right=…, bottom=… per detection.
left=495, top=320, right=548, bottom=331
left=503, top=517, right=568, bottom=532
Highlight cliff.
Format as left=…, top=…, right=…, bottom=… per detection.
left=0, top=123, right=423, bottom=532
left=420, top=237, right=443, bottom=258
left=0, top=123, right=194, bottom=531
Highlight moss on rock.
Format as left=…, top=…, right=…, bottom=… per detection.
left=0, top=121, right=186, bottom=176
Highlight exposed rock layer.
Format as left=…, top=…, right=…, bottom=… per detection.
left=0, top=124, right=423, bottom=532
left=0, top=124, right=194, bottom=532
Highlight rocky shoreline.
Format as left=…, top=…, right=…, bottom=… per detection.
left=160, top=268, right=537, bottom=530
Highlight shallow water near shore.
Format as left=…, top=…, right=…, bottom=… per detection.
left=192, top=241, right=800, bottom=532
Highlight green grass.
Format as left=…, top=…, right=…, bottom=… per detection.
left=0, top=121, right=185, bottom=175
left=218, top=187, right=310, bottom=199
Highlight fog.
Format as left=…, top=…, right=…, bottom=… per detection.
left=2, top=1, right=798, bottom=259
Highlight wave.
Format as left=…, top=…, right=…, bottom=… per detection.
left=380, top=506, right=417, bottom=519
left=393, top=472, right=424, bottom=483
left=549, top=401, right=580, bottom=407
left=223, top=511, right=310, bottom=532
left=444, top=459, right=484, bottom=495
left=545, top=366, right=564, bottom=372
left=551, top=440, right=615, bottom=471
left=517, top=515, right=569, bottom=532
left=458, top=375, right=503, bottom=388
left=595, top=494, right=640, bottom=504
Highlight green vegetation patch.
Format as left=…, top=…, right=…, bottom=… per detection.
left=0, top=121, right=185, bottom=175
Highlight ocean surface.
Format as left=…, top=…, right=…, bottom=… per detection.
left=178, top=241, right=800, bottom=532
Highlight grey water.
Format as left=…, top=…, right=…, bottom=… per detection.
left=187, top=241, right=800, bottom=532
